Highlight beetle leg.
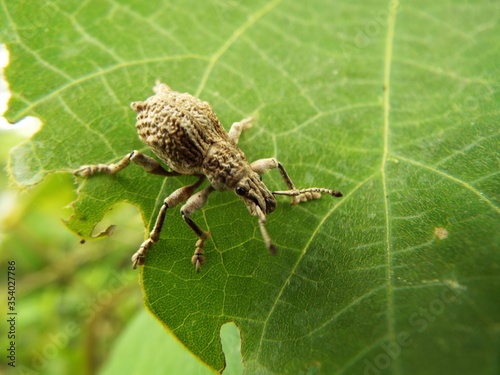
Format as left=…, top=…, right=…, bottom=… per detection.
left=228, top=117, right=253, bottom=146
left=180, top=186, right=215, bottom=272
left=255, top=205, right=277, bottom=255
left=250, top=158, right=342, bottom=204
left=74, top=150, right=179, bottom=177
left=131, top=176, right=205, bottom=269
left=272, top=187, right=343, bottom=201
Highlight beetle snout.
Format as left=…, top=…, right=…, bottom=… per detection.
left=239, top=188, right=276, bottom=218
left=264, top=194, right=276, bottom=214
left=251, top=185, right=276, bottom=215
left=235, top=174, right=276, bottom=217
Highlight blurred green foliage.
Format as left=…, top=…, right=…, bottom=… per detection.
left=0, top=128, right=142, bottom=374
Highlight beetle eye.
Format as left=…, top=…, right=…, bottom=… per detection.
left=235, top=187, right=246, bottom=196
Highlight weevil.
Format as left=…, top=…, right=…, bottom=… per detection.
left=74, top=82, right=343, bottom=271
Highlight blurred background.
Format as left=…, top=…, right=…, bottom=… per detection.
left=0, top=43, right=143, bottom=375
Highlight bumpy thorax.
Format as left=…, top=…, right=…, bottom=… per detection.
left=202, top=142, right=251, bottom=191
left=131, top=83, right=229, bottom=175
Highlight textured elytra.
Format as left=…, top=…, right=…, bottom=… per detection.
left=132, top=83, right=231, bottom=177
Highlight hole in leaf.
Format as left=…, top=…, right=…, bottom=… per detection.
left=220, top=322, right=243, bottom=374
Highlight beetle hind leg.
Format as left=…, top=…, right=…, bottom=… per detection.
left=131, top=176, right=205, bottom=269
left=74, top=150, right=179, bottom=177
left=180, top=186, right=215, bottom=272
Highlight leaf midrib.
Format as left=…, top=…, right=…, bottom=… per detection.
left=251, top=0, right=403, bottom=369
left=381, top=1, right=399, bottom=375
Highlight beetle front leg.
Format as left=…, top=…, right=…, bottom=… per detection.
left=131, top=176, right=205, bottom=269
left=74, top=150, right=179, bottom=177
left=250, top=158, right=343, bottom=204
left=180, top=186, right=215, bottom=272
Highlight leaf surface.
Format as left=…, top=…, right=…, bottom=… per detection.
left=3, top=0, right=499, bottom=374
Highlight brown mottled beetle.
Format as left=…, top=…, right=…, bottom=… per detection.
left=74, top=82, right=342, bottom=271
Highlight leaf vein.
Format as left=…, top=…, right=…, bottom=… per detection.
left=195, top=0, right=283, bottom=97
left=391, top=153, right=500, bottom=214
left=13, top=55, right=210, bottom=121
left=255, top=171, right=380, bottom=359
left=381, top=2, right=400, bottom=374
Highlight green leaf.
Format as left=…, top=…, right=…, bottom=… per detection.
left=3, top=0, right=499, bottom=374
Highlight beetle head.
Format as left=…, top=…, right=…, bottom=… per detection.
left=233, top=173, right=276, bottom=216
left=202, top=143, right=278, bottom=254
left=203, top=144, right=276, bottom=217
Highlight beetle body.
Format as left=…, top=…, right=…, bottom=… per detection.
left=132, top=83, right=276, bottom=215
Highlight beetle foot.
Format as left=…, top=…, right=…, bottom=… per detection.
left=191, top=239, right=206, bottom=272
left=132, top=238, right=153, bottom=269
left=292, top=191, right=322, bottom=204
left=73, top=165, right=93, bottom=177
